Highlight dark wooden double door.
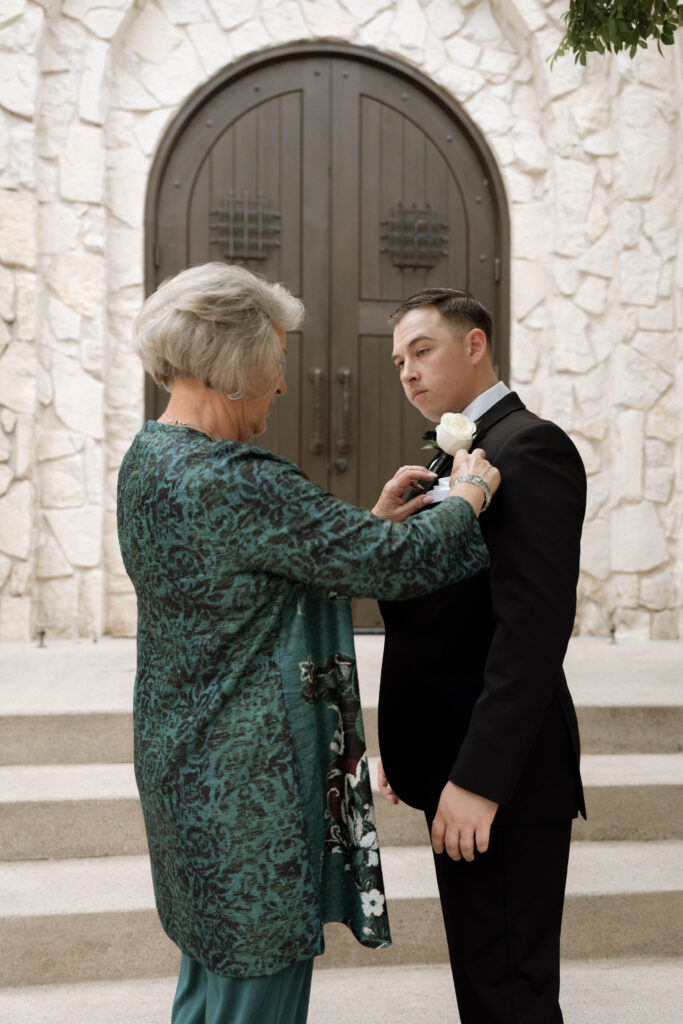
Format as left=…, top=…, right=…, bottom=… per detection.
left=148, top=47, right=507, bottom=625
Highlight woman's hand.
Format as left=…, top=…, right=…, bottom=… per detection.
left=449, top=448, right=500, bottom=517
left=372, top=465, right=437, bottom=522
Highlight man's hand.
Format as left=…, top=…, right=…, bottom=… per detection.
left=431, top=782, right=498, bottom=862
left=377, top=758, right=400, bottom=805
left=372, top=465, right=437, bottom=522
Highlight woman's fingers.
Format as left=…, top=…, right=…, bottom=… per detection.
left=391, top=492, right=434, bottom=521
left=373, top=466, right=437, bottom=519
left=395, top=465, right=437, bottom=489
left=389, top=466, right=438, bottom=520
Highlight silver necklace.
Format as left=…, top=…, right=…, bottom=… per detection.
left=159, top=416, right=216, bottom=441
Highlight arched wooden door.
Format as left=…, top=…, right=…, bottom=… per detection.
left=146, top=44, right=509, bottom=626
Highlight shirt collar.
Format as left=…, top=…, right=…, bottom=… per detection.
left=461, top=381, right=511, bottom=425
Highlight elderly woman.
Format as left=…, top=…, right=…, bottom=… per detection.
left=117, top=262, right=499, bottom=1024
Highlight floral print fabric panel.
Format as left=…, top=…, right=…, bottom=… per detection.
left=300, top=648, right=389, bottom=946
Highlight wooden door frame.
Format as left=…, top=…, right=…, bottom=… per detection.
left=144, top=42, right=510, bottom=419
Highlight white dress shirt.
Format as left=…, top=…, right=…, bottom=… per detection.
left=461, top=380, right=511, bottom=425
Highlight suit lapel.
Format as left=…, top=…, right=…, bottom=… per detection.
left=472, top=392, right=525, bottom=447
left=418, top=393, right=526, bottom=489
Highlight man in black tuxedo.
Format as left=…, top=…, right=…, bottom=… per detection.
left=374, top=289, right=586, bottom=1024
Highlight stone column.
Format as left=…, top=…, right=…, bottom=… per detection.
left=33, top=9, right=110, bottom=638
left=0, top=1, right=43, bottom=641
left=494, top=0, right=682, bottom=640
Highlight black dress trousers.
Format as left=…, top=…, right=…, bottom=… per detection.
left=427, top=817, right=573, bottom=1024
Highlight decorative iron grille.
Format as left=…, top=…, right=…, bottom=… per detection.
left=380, top=202, right=448, bottom=270
left=210, top=190, right=281, bottom=261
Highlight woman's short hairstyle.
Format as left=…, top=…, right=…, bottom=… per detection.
left=133, top=262, right=305, bottom=398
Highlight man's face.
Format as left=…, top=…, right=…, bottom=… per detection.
left=391, top=306, right=479, bottom=422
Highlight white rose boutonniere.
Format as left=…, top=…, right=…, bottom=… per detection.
left=420, top=413, right=478, bottom=496
left=435, top=412, right=477, bottom=456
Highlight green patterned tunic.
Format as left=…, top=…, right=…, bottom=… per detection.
left=116, top=422, right=488, bottom=978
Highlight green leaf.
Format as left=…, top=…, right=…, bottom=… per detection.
left=549, top=0, right=680, bottom=68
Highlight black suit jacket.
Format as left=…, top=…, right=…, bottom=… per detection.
left=378, top=393, right=587, bottom=824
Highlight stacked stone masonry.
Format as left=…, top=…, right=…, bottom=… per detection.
left=0, top=0, right=681, bottom=641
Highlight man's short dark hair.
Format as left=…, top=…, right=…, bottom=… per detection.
left=389, top=288, right=494, bottom=354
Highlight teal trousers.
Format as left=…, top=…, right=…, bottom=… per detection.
left=171, top=954, right=314, bottom=1024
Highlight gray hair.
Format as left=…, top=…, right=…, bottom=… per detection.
left=133, top=262, right=305, bottom=398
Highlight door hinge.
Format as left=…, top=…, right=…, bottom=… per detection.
left=153, top=242, right=162, bottom=268
left=494, top=256, right=501, bottom=283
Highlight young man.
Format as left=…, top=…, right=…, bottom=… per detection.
left=376, top=289, right=586, bottom=1024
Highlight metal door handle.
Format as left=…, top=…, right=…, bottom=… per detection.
left=336, top=367, right=351, bottom=454
left=308, top=367, right=324, bottom=454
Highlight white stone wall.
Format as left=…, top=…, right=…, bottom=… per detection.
left=0, top=0, right=680, bottom=641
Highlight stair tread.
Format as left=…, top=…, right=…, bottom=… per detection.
left=5, top=752, right=682, bottom=805
left=0, top=959, right=681, bottom=1024
left=2, top=842, right=681, bottom=918
left=580, top=753, right=683, bottom=785
left=0, top=763, right=138, bottom=801
left=0, top=639, right=133, bottom=715
left=2, top=638, right=681, bottom=716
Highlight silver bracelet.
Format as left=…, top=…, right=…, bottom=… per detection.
left=451, top=474, right=492, bottom=512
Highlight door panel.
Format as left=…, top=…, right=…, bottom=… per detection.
left=187, top=95, right=303, bottom=320
left=147, top=46, right=508, bottom=628
left=153, top=59, right=330, bottom=488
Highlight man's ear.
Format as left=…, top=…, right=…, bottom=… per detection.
left=466, top=328, right=489, bottom=366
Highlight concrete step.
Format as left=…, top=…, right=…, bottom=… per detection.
left=1, top=842, right=681, bottom=986
left=4, top=753, right=682, bottom=861
left=0, top=639, right=134, bottom=766
left=5, top=700, right=679, bottom=767
left=574, top=752, right=683, bottom=841
left=1, top=638, right=682, bottom=765
left=0, top=712, right=133, bottom=765
left=0, top=959, right=681, bottom=1024
left=0, top=763, right=145, bottom=859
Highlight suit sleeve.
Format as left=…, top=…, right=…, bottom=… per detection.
left=448, top=421, right=586, bottom=805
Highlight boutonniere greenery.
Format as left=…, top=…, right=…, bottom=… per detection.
left=422, top=413, right=478, bottom=479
